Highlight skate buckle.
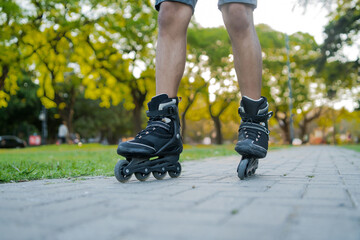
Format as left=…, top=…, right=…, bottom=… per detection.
left=166, top=106, right=175, bottom=114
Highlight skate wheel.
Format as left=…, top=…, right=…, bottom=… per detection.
left=237, top=159, right=249, bottom=180
left=135, top=172, right=150, bottom=181
left=153, top=171, right=167, bottom=180
left=168, top=162, right=181, bottom=178
left=114, top=160, right=132, bottom=183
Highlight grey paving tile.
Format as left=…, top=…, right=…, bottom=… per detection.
left=0, top=146, right=359, bottom=240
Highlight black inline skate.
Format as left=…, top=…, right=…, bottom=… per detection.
left=115, top=94, right=183, bottom=183
left=235, top=96, right=273, bottom=180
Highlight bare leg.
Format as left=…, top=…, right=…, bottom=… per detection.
left=156, top=2, right=193, bottom=98
left=221, top=3, right=262, bottom=100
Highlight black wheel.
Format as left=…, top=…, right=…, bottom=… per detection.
left=237, top=159, right=249, bottom=180
left=153, top=171, right=167, bottom=180
left=135, top=172, right=151, bottom=181
left=168, top=162, right=181, bottom=178
left=114, top=160, right=132, bottom=183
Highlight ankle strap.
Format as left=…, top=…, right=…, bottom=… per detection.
left=239, top=109, right=273, bottom=122
left=146, top=105, right=178, bottom=118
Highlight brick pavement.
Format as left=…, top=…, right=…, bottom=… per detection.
left=0, top=146, right=359, bottom=240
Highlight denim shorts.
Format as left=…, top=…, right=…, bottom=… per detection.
left=155, top=0, right=257, bottom=12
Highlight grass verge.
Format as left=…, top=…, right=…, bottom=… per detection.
left=342, top=144, right=360, bottom=153
left=0, top=143, right=284, bottom=183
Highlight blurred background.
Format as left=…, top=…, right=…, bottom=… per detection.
left=0, top=0, right=359, bottom=148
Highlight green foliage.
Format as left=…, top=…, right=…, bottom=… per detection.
left=0, top=0, right=157, bottom=104
left=186, top=26, right=239, bottom=144
left=0, top=0, right=160, bottom=137
left=0, top=76, right=42, bottom=139
left=298, top=0, right=360, bottom=98
left=187, top=26, right=231, bottom=68
left=2, top=0, right=358, bottom=145
left=73, top=97, right=134, bottom=143
left=258, top=24, right=324, bottom=143
left=315, top=107, right=360, bottom=144
left=320, top=0, right=360, bottom=62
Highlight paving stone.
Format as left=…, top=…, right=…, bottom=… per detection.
left=0, top=146, right=359, bottom=240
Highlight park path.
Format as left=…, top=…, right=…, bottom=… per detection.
left=1, top=145, right=360, bottom=240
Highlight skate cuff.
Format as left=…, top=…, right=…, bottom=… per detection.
left=146, top=106, right=177, bottom=118
left=239, top=110, right=273, bottom=122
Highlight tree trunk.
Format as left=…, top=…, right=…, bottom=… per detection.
left=181, top=98, right=194, bottom=144
left=299, top=121, right=307, bottom=142
left=274, top=109, right=291, bottom=144
left=299, top=108, right=322, bottom=143
left=0, top=65, right=9, bottom=90
left=212, top=116, right=223, bottom=145
left=208, top=100, right=231, bottom=145
left=67, top=86, right=76, bottom=134
left=131, top=87, right=147, bottom=135
left=282, top=124, right=291, bottom=144
left=277, top=119, right=291, bottom=144
left=181, top=112, right=187, bottom=143
left=332, top=108, right=336, bottom=145
left=133, top=104, right=142, bottom=134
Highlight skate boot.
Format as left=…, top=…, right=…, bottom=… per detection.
left=115, top=94, right=183, bottom=183
left=235, top=96, right=273, bottom=179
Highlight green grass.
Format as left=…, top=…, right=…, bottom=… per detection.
left=180, top=144, right=236, bottom=161
left=342, top=144, right=360, bottom=153
left=0, top=143, right=285, bottom=183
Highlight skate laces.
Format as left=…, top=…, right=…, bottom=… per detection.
left=239, top=124, right=262, bottom=141
left=136, top=118, right=171, bottom=139
left=238, top=111, right=273, bottom=140
left=136, top=104, right=179, bottom=139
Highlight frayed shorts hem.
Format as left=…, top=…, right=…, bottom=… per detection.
left=155, top=0, right=257, bottom=13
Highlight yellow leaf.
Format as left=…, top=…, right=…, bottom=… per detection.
left=59, top=102, right=67, bottom=110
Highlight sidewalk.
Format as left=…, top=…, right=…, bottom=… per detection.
left=1, top=146, right=359, bottom=240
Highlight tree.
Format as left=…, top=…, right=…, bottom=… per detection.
left=187, top=26, right=239, bottom=144
left=73, top=97, right=133, bottom=144
left=297, top=107, right=323, bottom=142
left=82, top=0, right=158, bottom=134
left=178, top=24, right=210, bottom=143
left=258, top=24, right=324, bottom=143
left=178, top=75, right=207, bottom=143
left=1, top=0, right=159, bottom=138
left=0, top=1, right=25, bottom=108
left=0, top=74, right=60, bottom=141
left=299, top=0, right=360, bottom=103
left=0, top=75, right=41, bottom=138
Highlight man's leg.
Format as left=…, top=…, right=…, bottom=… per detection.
left=156, top=2, right=193, bottom=97
left=221, top=3, right=261, bottom=100
left=221, top=3, right=272, bottom=163
left=116, top=1, right=194, bottom=182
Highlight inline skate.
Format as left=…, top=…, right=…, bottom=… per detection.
left=235, top=96, right=273, bottom=180
left=115, top=94, right=183, bottom=183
